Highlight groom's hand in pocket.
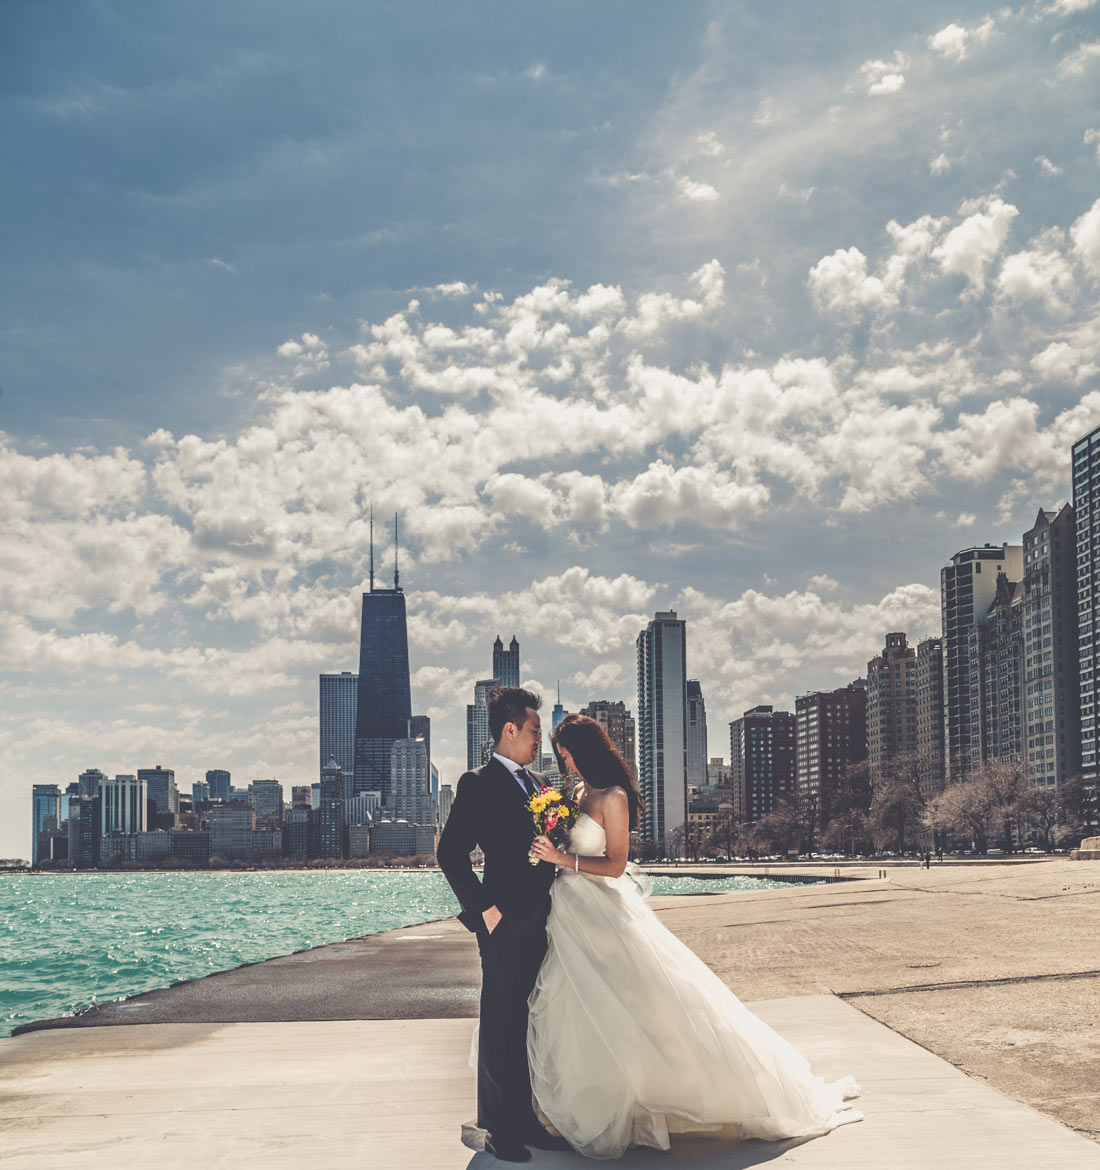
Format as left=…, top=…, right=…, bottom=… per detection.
left=482, top=905, right=503, bottom=934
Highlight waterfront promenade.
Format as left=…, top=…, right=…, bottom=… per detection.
left=3, top=859, right=1099, bottom=1167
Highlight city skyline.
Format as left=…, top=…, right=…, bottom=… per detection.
left=4, top=2, right=1100, bottom=858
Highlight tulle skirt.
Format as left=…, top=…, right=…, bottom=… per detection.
left=527, top=868, right=862, bottom=1159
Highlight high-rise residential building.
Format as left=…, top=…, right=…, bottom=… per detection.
left=392, top=737, right=431, bottom=825
left=942, top=543, right=1024, bottom=779
left=31, top=785, right=61, bottom=866
left=210, top=803, right=254, bottom=861
left=100, top=775, right=147, bottom=836
left=205, top=769, right=231, bottom=801
left=353, top=549, right=412, bottom=805
left=866, top=633, right=918, bottom=783
left=636, top=611, right=688, bottom=845
left=248, top=779, right=284, bottom=828
left=466, top=677, right=500, bottom=770
left=686, top=680, right=708, bottom=793
left=320, top=671, right=358, bottom=780
left=493, top=635, right=521, bottom=688
left=1073, top=428, right=1100, bottom=784
left=916, top=637, right=945, bottom=783
left=729, top=705, right=796, bottom=824
left=139, top=766, right=178, bottom=817
left=579, top=700, right=637, bottom=780
left=1023, top=504, right=1080, bottom=786
left=69, top=795, right=100, bottom=868
left=318, top=756, right=347, bottom=858
left=795, top=684, right=867, bottom=827
left=285, top=806, right=311, bottom=860
left=438, top=783, right=454, bottom=828
left=291, top=784, right=311, bottom=807
left=971, top=572, right=1024, bottom=764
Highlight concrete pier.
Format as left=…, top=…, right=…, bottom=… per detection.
left=3, top=859, right=1099, bottom=1167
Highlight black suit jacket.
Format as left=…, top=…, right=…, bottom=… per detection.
left=437, top=757, right=557, bottom=939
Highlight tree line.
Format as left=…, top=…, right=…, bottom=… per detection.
left=666, top=753, right=1099, bottom=860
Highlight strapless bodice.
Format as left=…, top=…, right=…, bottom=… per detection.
left=568, top=811, right=607, bottom=856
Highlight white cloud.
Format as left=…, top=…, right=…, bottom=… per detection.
left=930, top=152, right=951, bottom=175
left=1086, top=128, right=1100, bottom=163
left=858, top=51, right=909, bottom=96
left=1071, top=197, right=1100, bottom=277
left=676, top=176, right=719, bottom=203
left=1058, top=40, right=1100, bottom=76
left=928, top=17, right=995, bottom=62
left=1036, top=154, right=1062, bottom=176
left=807, top=247, right=891, bottom=315
left=932, top=195, right=1019, bottom=293
left=996, top=234, right=1075, bottom=309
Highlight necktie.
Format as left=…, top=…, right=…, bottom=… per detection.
left=515, top=768, right=537, bottom=798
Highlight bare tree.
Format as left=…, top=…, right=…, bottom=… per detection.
left=748, top=798, right=802, bottom=856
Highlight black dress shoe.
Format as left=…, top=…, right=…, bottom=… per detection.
left=485, top=1134, right=532, bottom=1163
left=523, top=1129, right=570, bottom=1151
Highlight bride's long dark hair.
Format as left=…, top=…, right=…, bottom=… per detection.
left=551, top=713, right=646, bottom=830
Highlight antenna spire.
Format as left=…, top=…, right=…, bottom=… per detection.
left=369, top=502, right=375, bottom=593
left=394, top=512, right=400, bottom=590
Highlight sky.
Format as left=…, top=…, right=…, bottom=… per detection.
left=3, top=0, right=1100, bottom=858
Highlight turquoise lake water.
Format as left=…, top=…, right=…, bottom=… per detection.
left=0, top=870, right=813, bottom=1038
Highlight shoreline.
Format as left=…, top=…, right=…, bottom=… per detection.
left=5, top=859, right=1098, bottom=1143
left=4, top=866, right=829, bottom=1039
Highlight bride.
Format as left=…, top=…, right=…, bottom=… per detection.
left=528, top=714, right=862, bottom=1160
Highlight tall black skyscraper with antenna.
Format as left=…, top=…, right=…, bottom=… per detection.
left=353, top=512, right=412, bottom=803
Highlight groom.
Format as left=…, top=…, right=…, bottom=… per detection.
left=438, top=686, right=568, bottom=1163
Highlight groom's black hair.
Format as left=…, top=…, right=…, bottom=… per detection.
left=488, top=686, right=542, bottom=743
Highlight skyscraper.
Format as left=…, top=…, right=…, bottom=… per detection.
left=408, top=714, right=431, bottom=778
left=100, top=775, right=147, bottom=836
left=320, top=671, right=358, bottom=777
left=31, top=785, right=60, bottom=866
left=392, top=737, right=431, bottom=826
left=552, top=683, right=567, bottom=732
left=916, top=638, right=945, bottom=783
left=1022, top=503, right=1079, bottom=786
left=686, top=680, right=708, bottom=793
left=942, top=543, right=1023, bottom=779
left=78, top=768, right=105, bottom=799
left=579, top=700, right=637, bottom=780
left=866, top=633, right=918, bottom=783
left=795, top=684, right=867, bottom=828
left=139, top=766, right=178, bottom=818
left=729, top=705, right=796, bottom=824
left=1074, top=429, right=1100, bottom=785
left=637, top=611, right=688, bottom=846
left=248, top=779, right=284, bottom=828
left=318, top=756, right=347, bottom=858
left=466, top=677, right=499, bottom=770
left=205, top=769, right=231, bottom=801
left=353, top=522, right=412, bottom=806
left=971, top=572, right=1024, bottom=764
left=493, top=635, right=520, bottom=688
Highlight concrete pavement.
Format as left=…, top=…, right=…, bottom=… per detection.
left=4, top=996, right=1099, bottom=1169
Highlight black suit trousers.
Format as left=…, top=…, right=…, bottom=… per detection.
left=475, top=919, right=547, bottom=1142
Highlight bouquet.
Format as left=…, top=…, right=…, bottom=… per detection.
left=527, top=785, right=580, bottom=866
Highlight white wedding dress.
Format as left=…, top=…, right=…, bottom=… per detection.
left=526, top=813, right=862, bottom=1160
